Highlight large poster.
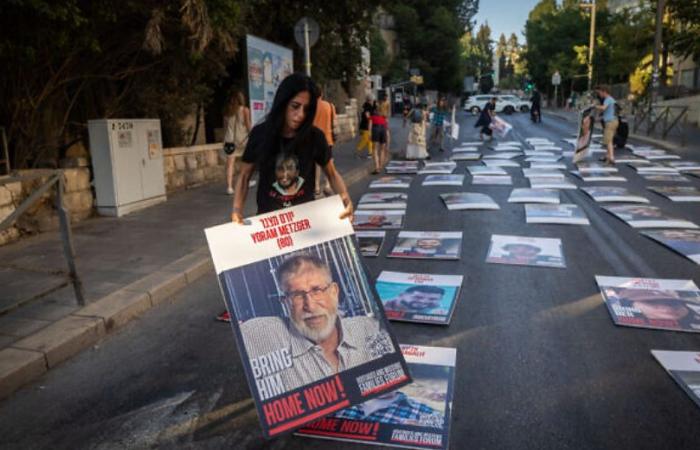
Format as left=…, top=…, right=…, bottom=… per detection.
left=595, top=276, right=700, bottom=333
left=297, top=344, right=457, bottom=449
left=573, top=106, right=595, bottom=163
left=204, top=196, right=410, bottom=438
left=486, top=234, right=566, bottom=268
left=246, top=35, right=294, bottom=125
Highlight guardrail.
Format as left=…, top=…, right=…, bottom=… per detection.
left=0, top=170, right=84, bottom=314
left=633, top=103, right=689, bottom=146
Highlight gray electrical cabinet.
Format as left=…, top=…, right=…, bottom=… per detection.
left=88, top=119, right=167, bottom=217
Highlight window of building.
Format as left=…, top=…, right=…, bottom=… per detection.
left=680, top=69, right=695, bottom=89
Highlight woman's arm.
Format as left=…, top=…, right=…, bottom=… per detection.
left=322, top=159, right=353, bottom=220
left=231, top=162, right=255, bottom=223
left=244, top=107, right=252, bottom=131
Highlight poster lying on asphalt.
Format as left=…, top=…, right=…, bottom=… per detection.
left=353, top=210, right=405, bottom=230
left=575, top=162, right=618, bottom=173
left=356, top=231, right=386, bottom=257
left=573, top=106, right=595, bottom=163
left=358, top=193, right=408, bottom=210
left=529, top=162, right=567, bottom=170
left=418, top=162, right=457, bottom=175
left=370, top=176, right=413, bottom=189
left=603, top=205, right=699, bottom=229
left=525, top=204, right=590, bottom=225
left=641, top=230, right=700, bottom=264
left=467, top=165, right=507, bottom=176
left=297, top=344, right=457, bottom=450
left=529, top=177, right=576, bottom=190
left=651, top=350, right=700, bottom=409
left=483, top=159, right=520, bottom=168
left=422, top=175, right=465, bottom=187
left=472, top=175, right=513, bottom=185
left=570, top=171, right=627, bottom=183
left=595, top=276, right=700, bottom=333
left=440, top=192, right=500, bottom=210
left=388, top=231, right=462, bottom=260
left=522, top=169, right=565, bottom=179
left=633, top=164, right=679, bottom=175
left=450, top=152, right=481, bottom=161
left=508, top=188, right=560, bottom=204
left=204, top=196, right=411, bottom=439
left=666, top=161, right=700, bottom=172
left=580, top=186, right=650, bottom=203
left=486, top=234, right=566, bottom=268
left=483, top=152, right=521, bottom=160
left=641, top=174, right=690, bottom=183
left=648, top=186, right=700, bottom=202
left=386, top=161, right=420, bottom=174
left=375, top=271, right=463, bottom=325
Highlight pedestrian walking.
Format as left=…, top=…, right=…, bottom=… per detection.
left=530, top=88, right=542, bottom=123
left=378, top=95, right=391, bottom=151
left=222, top=90, right=251, bottom=195
left=405, top=103, right=429, bottom=160
left=356, top=96, right=374, bottom=158
left=475, top=97, right=497, bottom=141
left=594, top=84, right=618, bottom=165
left=312, top=87, right=337, bottom=197
left=429, top=98, right=449, bottom=151
left=370, top=97, right=389, bottom=174
left=220, top=73, right=353, bottom=322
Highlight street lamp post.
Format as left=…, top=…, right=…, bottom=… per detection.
left=580, top=0, right=597, bottom=93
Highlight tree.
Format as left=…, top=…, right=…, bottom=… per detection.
left=0, top=0, right=243, bottom=168
left=385, top=0, right=479, bottom=92
left=666, top=0, right=700, bottom=62
left=369, top=26, right=389, bottom=75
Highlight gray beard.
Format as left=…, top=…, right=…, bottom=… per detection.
left=293, top=312, right=337, bottom=343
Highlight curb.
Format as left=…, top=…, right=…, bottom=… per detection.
left=544, top=110, right=683, bottom=153
left=0, top=247, right=214, bottom=401
left=0, top=156, right=373, bottom=401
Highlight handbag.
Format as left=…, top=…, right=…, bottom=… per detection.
left=223, top=142, right=236, bottom=155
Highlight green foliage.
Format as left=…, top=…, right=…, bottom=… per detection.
left=459, top=22, right=493, bottom=82
left=666, top=0, right=700, bottom=62
left=369, top=26, right=389, bottom=75
left=385, top=0, right=479, bottom=92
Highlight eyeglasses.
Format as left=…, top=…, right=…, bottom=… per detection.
left=284, top=282, right=333, bottom=304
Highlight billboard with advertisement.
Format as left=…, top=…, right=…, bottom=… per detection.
left=246, top=35, right=294, bottom=125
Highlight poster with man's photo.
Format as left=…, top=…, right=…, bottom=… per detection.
left=486, top=234, right=566, bottom=268
left=508, top=188, right=560, bottom=204
left=648, top=186, right=700, bottom=202
left=580, top=186, right=650, bottom=204
left=353, top=210, right=405, bottom=230
left=651, top=350, right=700, bottom=409
left=595, top=276, right=700, bottom=333
left=388, top=231, right=462, bottom=260
left=450, top=152, right=481, bottom=162
left=603, top=205, right=699, bottom=229
left=358, top=192, right=408, bottom=210
left=573, top=106, right=595, bottom=163
left=375, top=271, right=463, bottom=325
left=296, top=344, right=457, bottom=450
left=386, top=161, right=420, bottom=174
left=525, top=204, right=590, bottom=225
left=204, top=196, right=411, bottom=439
left=440, top=192, right=500, bottom=210
left=418, top=162, right=457, bottom=175
left=370, top=176, right=413, bottom=189
left=421, top=175, right=464, bottom=187
left=641, top=230, right=700, bottom=265
left=356, top=231, right=386, bottom=257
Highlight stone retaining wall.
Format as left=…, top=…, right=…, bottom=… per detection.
left=162, top=143, right=229, bottom=193
left=0, top=165, right=94, bottom=246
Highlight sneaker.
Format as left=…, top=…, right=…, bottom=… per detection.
left=226, top=187, right=234, bottom=195
left=216, top=310, right=231, bottom=322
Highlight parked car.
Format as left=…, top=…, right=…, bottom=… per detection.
left=463, top=94, right=520, bottom=115
left=499, top=95, right=532, bottom=113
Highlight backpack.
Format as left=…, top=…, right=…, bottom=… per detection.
left=410, top=109, right=423, bottom=123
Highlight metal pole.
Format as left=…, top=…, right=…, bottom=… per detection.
left=55, top=172, right=85, bottom=306
left=554, top=85, right=558, bottom=109
left=303, top=19, right=311, bottom=76
left=587, top=0, right=596, bottom=93
left=651, top=0, right=665, bottom=104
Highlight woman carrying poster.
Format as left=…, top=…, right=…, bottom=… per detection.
left=219, top=73, right=354, bottom=323
left=474, top=97, right=497, bottom=141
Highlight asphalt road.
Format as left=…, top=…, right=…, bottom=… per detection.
left=1, top=111, right=700, bottom=450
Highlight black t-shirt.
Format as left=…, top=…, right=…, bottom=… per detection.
left=242, top=124, right=332, bottom=214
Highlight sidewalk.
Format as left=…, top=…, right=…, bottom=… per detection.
left=0, top=127, right=380, bottom=400
left=545, top=108, right=700, bottom=156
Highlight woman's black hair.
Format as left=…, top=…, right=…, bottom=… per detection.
left=259, top=73, right=319, bottom=158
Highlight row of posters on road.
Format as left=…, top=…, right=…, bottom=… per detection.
left=205, top=196, right=458, bottom=448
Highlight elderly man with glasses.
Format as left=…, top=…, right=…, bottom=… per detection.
left=240, top=253, right=394, bottom=392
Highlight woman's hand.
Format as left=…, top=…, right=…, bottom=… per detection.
left=231, top=209, right=244, bottom=224
left=339, top=196, right=354, bottom=222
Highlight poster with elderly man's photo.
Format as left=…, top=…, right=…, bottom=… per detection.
left=296, top=344, right=457, bottom=450
left=596, top=276, right=700, bottom=333
left=205, top=196, right=411, bottom=439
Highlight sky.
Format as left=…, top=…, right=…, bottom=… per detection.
left=472, top=0, right=543, bottom=43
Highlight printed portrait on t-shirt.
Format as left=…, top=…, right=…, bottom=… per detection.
left=271, top=153, right=305, bottom=207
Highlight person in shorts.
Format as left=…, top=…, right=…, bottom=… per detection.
left=594, top=85, right=618, bottom=165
